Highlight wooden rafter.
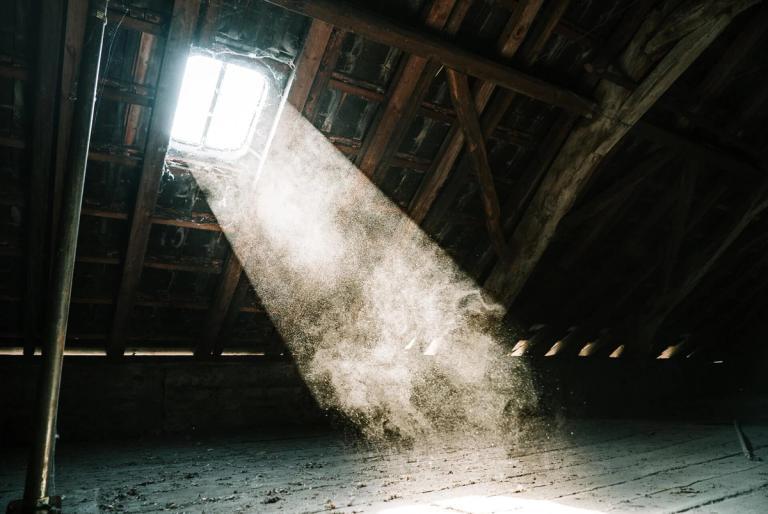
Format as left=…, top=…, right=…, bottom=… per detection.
left=263, top=0, right=596, bottom=116
left=23, top=0, right=67, bottom=356
left=108, top=0, right=202, bottom=357
left=695, top=1, right=768, bottom=103
left=469, top=111, right=578, bottom=279
left=355, top=0, right=461, bottom=179
left=408, top=0, right=548, bottom=225
left=445, top=69, right=506, bottom=257
left=288, top=19, right=334, bottom=112
left=50, top=1, right=89, bottom=275
left=647, top=181, right=768, bottom=341
left=518, top=0, right=569, bottom=65
left=634, top=121, right=760, bottom=177
left=213, top=273, right=252, bottom=356
left=301, top=27, right=347, bottom=122
left=196, top=251, right=243, bottom=357
left=484, top=0, right=762, bottom=309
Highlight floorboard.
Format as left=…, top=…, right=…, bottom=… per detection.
left=1, top=420, right=766, bottom=513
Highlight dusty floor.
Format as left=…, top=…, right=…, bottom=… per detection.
left=1, top=420, right=766, bottom=513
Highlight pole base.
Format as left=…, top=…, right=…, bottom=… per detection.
left=5, top=497, right=61, bottom=514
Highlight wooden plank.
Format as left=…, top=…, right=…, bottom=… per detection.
left=263, top=0, right=596, bottom=116
left=288, top=19, right=334, bottom=112
left=634, top=120, right=760, bottom=177
left=123, top=33, right=156, bottom=146
left=196, top=251, right=243, bottom=358
left=407, top=0, right=546, bottom=224
left=483, top=0, right=760, bottom=308
left=498, top=0, right=545, bottom=58
left=51, top=0, right=90, bottom=279
left=355, top=0, right=460, bottom=179
left=108, top=0, right=201, bottom=358
left=469, top=111, right=577, bottom=280
left=638, top=179, right=768, bottom=355
left=23, top=0, right=66, bottom=356
left=518, top=0, right=569, bottom=65
left=301, top=27, right=347, bottom=122
left=197, top=0, right=221, bottom=47
left=213, top=272, right=252, bottom=355
left=696, top=2, right=768, bottom=101
left=445, top=69, right=506, bottom=257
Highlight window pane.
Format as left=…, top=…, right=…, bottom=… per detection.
left=171, top=55, right=222, bottom=146
left=205, top=63, right=266, bottom=151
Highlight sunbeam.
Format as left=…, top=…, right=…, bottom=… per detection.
left=186, top=104, right=538, bottom=443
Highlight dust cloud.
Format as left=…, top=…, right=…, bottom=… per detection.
left=189, top=105, right=538, bottom=443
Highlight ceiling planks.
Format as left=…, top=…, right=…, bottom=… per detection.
left=107, top=0, right=202, bottom=357
left=445, top=69, right=506, bottom=257
left=287, top=19, right=334, bottom=112
left=262, top=0, right=596, bottom=116
left=355, top=0, right=461, bottom=179
left=408, top=0, right=550, bottom=225
left=196, top=251, right=244, bottom=358
left=484, top=0, right=763, bottom=320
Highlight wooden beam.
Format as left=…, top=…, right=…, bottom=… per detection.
left=408, top=0, right=548, bottom=224
left=51, top=0, right=96, bottom=278
left=518, top=0, right=569, bottom=65
left=196, top=251, right=243, bottom=357
left=653, top=181, right=768, bottom=331
left=301, top=27, right=347, bottom=122
left=498, top=0, right=545, bottom=57
left=213, top=272, right=252, bottom=355
left=287, top=19, right=334, bottom=112
left=696, top=2, right=768, bottom=102
left=662, top=164, right=696, bottom=291
left=445, top=69, right=506, bottom=257
left=123, top=33, right=156, bottom=146
left=634, top=121, right=760, bottom=177
left=469, top=111, right=578, bottom=280
left=558, top=150, right=670, bottom=271
left=484, top=0, right=761, bottom=307
left=108, top=0, right=201, bottom=358
left=262, top=0, right=596, bottom=117
left=23, top=0, right=66, bottom=356
left=355, top=0, right=461, bottom=179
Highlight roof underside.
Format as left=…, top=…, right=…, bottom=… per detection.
left=1, top=0, right=766, bottom=361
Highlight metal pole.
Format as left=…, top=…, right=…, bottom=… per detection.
left=20, top=1, right=108, bottom=511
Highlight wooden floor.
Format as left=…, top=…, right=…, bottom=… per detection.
left=1, top=420, right=766, bottom=513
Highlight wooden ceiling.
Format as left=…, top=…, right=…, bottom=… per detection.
left=0, top=0, right=766, bottom=361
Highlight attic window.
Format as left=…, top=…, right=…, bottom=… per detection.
left=171, top=54, right=267, bottom=153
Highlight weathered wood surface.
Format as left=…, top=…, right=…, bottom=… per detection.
left=262, top=0, right=596, bottom=116
left=484, top=0, right=762, bottom=309
left=408, top=0, right=549, bottom=224
left=287, top=19, right=334, bottom=112
left=1, top=421, right=766, bottom=512
left=356, top=0, right=460, bottom=180
left=23, top=0, right=66, bottom=356
left=196, top=252, right=244, bottom=358
left=445, top=69, right=506, bottom=257
left=108, top=0, right=202, bottom=357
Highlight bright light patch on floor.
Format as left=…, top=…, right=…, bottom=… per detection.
left=171, top=54, right=267, bottom=152
left=381, top=496, right=603, bottom=513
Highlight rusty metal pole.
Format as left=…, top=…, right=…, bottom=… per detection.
left=17, top=1, right=108, bottom=512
